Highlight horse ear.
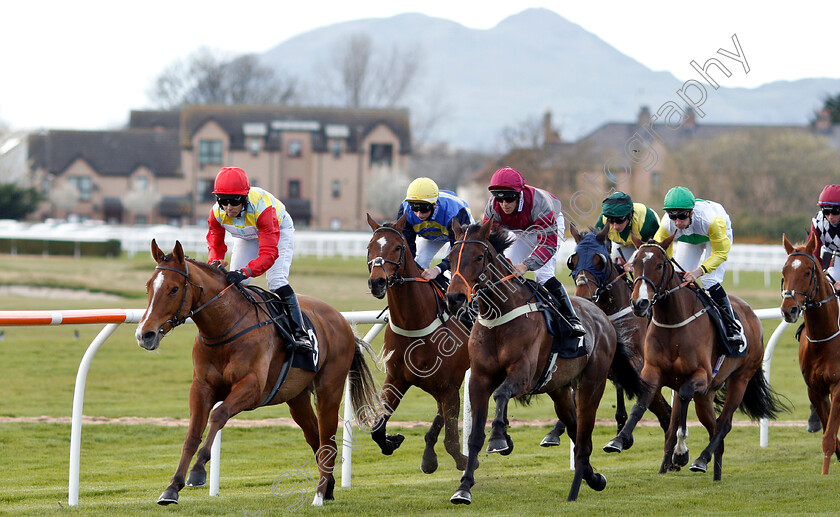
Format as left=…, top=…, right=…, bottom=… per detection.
left=366, top=213, right=381, bottom=232
left=150, top=239, right=165, bottom=263
left=173, top=241, right=185, bottom=264
left=596, top=222, right=610, bottom=243
left=394, top=212, right=408, bottom=232
left=630, top=233, right=643, bottom=249
left=782, top=233, right=794, bottom=255
left=660, top=233, right=676, bottom=251
left=805, top=231, right=818, bottom=255
left=479, top=218, right=493, bottom=240
left=569, top=223, right=582, bottom=243
left=452, top=220, right=465, bottom=240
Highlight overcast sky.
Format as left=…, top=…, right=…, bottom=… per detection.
left=1, top=1, right=835, bottom=131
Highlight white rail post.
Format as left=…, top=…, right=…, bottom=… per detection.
left=462, top=369, right=471, bottom=458
left=209, top=401, right=223, bottom=496
left=68, top=323, right=122, bottom=507
left=757, top=313, right=790, bottom=447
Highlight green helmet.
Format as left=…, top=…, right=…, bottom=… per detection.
left=601, top=192, right=634, bottom=218
left=663, top=186, right=696, bottom=211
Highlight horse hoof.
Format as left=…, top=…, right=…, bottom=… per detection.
left=603, top=439, right=623, bottom=453
left=807, top=418, right=821, bottom=433
left=499, top=436, right=514, bottom=456
left=421, top=456, right=438, bottom=474
left=586, top=472, right=607, bottom=492
left=455, top=455, right=469, bottom=471
left=541, top=434, right=561, bottom=447
left=186, top=470, right=206, bottom=487
left=689, top=461, right=707, bottom=473
left=383, top=434, right=405, bottom=455
left=673, top=450, right=689, bottom=467
left=157, top=489, right=179, bottom=505
left=450, top=489, right=472, bottom=505
left=486, top=438, right=510, bottom=454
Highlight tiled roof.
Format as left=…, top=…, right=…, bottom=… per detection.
left=28, top=129, right=182, bottom=177
left=128, top=110, right=181, bottom=131
left=175, top=105, right=412, bottom=153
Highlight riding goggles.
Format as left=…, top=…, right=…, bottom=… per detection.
left=821, top=206, right=840, bottom=216
left=667, top=210, right=691, bottom=220
left=408, top=202, right=434, bottom=213
left=492, top=191, right=520, bottom=203
left=216, top=195, right=245, bottom=207
left=605, top=215, right=630, bottom=224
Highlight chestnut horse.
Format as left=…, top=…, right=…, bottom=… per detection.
left=781, top=233, right=840, bottom=474
left=445, top=221, right=646, bottom=504
left=551, top=224, right=670, bottom=440
left=365, top=213, right=469, bottom=472
left=604, top=235, right=786, bottom=479
left=135, top=240, right=378, bottom=506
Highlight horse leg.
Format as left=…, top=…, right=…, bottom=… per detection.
left=451, top=372, right=495, bottom=505
left=568, top=372, right=609, bottom=502
left=687, top=392, right=718, bottom=475
left=548, top=386, right=577, bottom=446
left=658, top=394, right=683, bottom=473
left=690, top=377, right=745, bottom=480
left=487, top=376, right=526, bottom=455
left=650, top=388, right=673, bottom=434
left=604, top=365, right=662, bottom=453
left=821, top=383, right=840, bottom=475
left=540, top=419, right=567, bottom=447
left=185, top=375, right=263, bottom=492
left=614, top=385, right=628, bottom=434
left=421, top=408, right=444, bottom=474
left=439, top=389, right=469, bottom=471
left=370, top=379, right=409, bottom=456
left=672, top=375, right=707, bottom=469
left=157, top=382, right=213, bottom=505
left=311, top=370, right=346, bottom=506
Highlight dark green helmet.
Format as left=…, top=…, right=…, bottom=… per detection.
left=601, top=191, right=634, bottom=218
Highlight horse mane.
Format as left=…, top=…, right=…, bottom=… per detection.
left=464, top=223, right=513, bottom=254
left=184, top=255, right=226, bottom=279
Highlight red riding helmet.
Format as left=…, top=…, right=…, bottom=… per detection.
left=488, top=166, right=525, bottom=193
left=212, top=167, right=251, bottom=195
left=818, top=184, right=840, bottom=206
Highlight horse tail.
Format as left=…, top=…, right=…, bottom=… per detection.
left=737, top=366, right=791, bottom=420
left=348, top=336, right=381, bottom=429
left=608, top=318, right=648, bottom=400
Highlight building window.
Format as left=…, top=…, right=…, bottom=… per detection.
left=331, top=180, right=341, bottom=198
left=331, top=140, right=342, bottom=158
left=199, top=140, right=223, bottom=165
left=287, top=140, right=302, bottom=158
left=248, top=139, right=261, bottom=156
left=134, top=176, right=149, bottom=192
left=68, top=176, right=92, bottom=202
left=369, top=143, right=393, bottom=167
left=288, top=180, right=301, bottom=199
left=197, top=179, right=215, bottom=203
left=651, top=171, right=662, bottom=194
left=134, top=214, right=148, bottom=225
left=330, top=218, right=342, bottom=230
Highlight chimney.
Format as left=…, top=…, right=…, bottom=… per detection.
left=637, top=106, right=651, bottom=127
left=543, top=110, right=561, bottom=147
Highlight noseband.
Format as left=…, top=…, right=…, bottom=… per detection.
left=782, top=252, right=836, bottom=311
left=367, top=226, right=407, bottom=288
left=632, top=243, right=686, bottom=304
left=451, top=237, right=518, bottom=302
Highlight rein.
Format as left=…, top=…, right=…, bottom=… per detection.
left=783, top=251, right=840, bottom=343
left=632, top=243, right=692, bottom=305
left=154, top=264, right=235, bottom=332
left=367, top=226, right=407, bottom=289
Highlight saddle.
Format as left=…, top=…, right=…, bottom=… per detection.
left=693, top=288, right=747, bottom=358
left=243, top=285, right=320, bottom=373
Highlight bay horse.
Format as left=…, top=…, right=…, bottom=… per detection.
left=544, top=224, right=669, bottom=443
left=604, top=234, right=786, bottom=479
left=781, top=233, right=840, bottom=474
left=445, top=220, right=646, bottom=504
left=365, top=213, right=469, bottom=472
left=135, top=240, right=378, bottom=506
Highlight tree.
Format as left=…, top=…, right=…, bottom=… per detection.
left=149, top=48, right=298, bottom=109
left=0, top=183, right=40, bottom=220
left=675, top=129, right=840, bottom=241
left=814, top=92, right=840, bottom=126
left=364, top=168, right=410, bottom=220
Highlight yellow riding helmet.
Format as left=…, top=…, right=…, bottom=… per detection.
left=405, top=177, right=439, bottom=204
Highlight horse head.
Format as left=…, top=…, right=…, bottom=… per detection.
left=568, top=224, right=613, bottom=301
left=135, top=239, right=224, bottom=351
left=781, top=232, right=824, bottom=323
left=628, top=233, right=676, bottom=317
left=366, top=213, right=412, bottom=299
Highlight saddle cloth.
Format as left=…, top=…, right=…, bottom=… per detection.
left=247, top=285, right=320, bottom=372
left=695, top=289, right=747, bottom=359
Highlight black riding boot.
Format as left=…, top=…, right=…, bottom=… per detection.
left=708, top=284, right=745, bottom=354
left=544, top=277, right=586, bottom=337
left=274, top=285, right=313, bottom=353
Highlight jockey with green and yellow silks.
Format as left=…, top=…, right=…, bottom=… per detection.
left=206, top=166, right=312, bottom=352
left=650, top=186, right=745, bottom=351
left=594, top=191, right=660, bottom=265
left=396, top=177, right=473, bottom=281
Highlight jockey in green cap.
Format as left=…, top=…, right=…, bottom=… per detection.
left=594, top=191, right=660, bottom=266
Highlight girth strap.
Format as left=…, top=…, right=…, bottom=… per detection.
left=477, top=303, right=541, bottom=329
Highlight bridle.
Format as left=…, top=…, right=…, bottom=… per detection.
left=631, top=243, right=689, bottom=305
left=450, top=234, right=522, bottom=304
left=153, top=263, right=235, bottom=333
left=367, top=226, right=408, bottom=288
left=782, top=252, right=837, bottom=311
